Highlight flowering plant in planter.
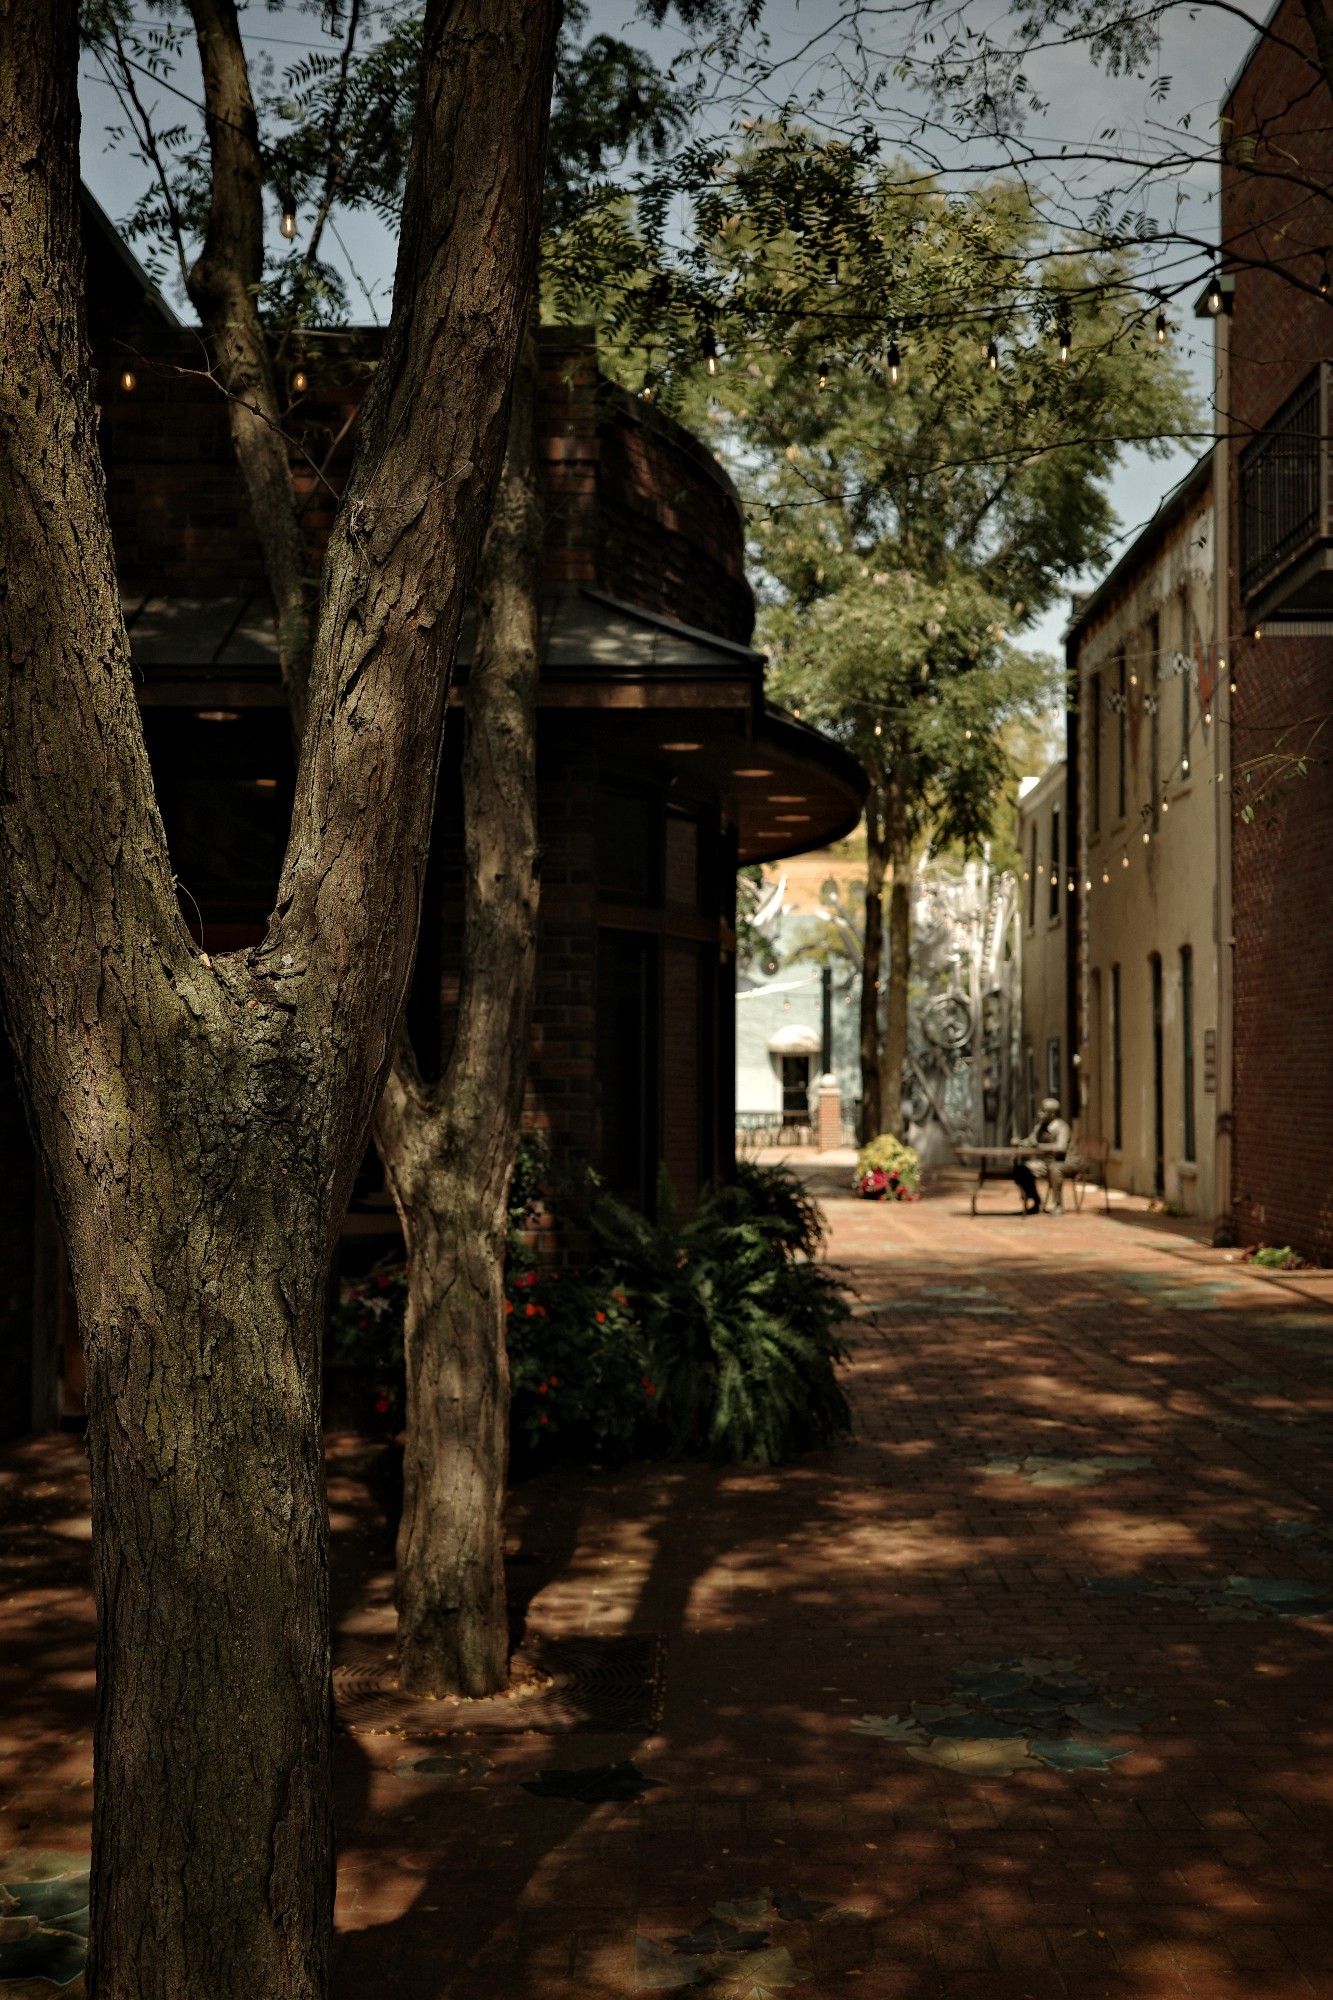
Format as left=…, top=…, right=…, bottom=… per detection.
left=854, top=1134, right=921, bottom=1201
left=327, top=1259, right=407, bottom=1425
left=504, top=1265, right=657, bottom=1459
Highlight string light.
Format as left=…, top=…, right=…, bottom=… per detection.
left=1182, top=757, right=1190, bottom=774
left=1161, top=796, right=1169, bottom=813
left=985, top=335, right=1000, bottom=373
left=1057, top=318, right=1071, bottom=364
left=1203, top=706, right=1212, bottom=725
left=1122, top=853, right=1129, bottom=868
left=702, top=324, right=719, bottom=378
left=1142, top=830, right=1150, bottom=845
left=1320, top=253, right=1331, bottom=297
left=119, top=368, right=136, bottom=393
left=1102, top=869, right=1110, bottom=885
left=887, top=338, right=902, bottom=387
left=1066, top=876, right=1075, bottom=893
left=1084, top=877, right=1092, bottom=892
left=817, top=359, right=830, bottom=392
left=639, top=367, right=658, bottom=404
left=280, top=209, right=298, bottom=241
left=291, top=368, right=309, bottom=395
left=873, top=721, right=882, bottom=736
left=1204, top=272, right=1224, bottom=315
left=1155, top=310, right=1168, bottom=344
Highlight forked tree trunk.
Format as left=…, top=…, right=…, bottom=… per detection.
left=0, top=3, right=558, bottom=1994
left=858, top=786, right=886, bottom=1144
left=377, top=336, right=542, bottom=1696
left=177, top=0, right=546, bottom=1701
left=880, top=782, right=912, bottom=1141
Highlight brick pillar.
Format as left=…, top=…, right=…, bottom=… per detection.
left=815, top=1074, right=842, bottom=1151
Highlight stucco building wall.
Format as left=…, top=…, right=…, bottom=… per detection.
left=1016, top=761, right=1070, bottom=1132
left=1069, top=474, right=1219, bottom=1215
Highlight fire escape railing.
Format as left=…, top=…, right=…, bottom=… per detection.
left=1238, top=365, right=1327, bottom=601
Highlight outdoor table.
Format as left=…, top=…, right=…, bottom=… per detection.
left=955, top=1144, right=1061, bottom=1215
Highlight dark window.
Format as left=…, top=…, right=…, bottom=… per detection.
left=597, top=784, right=658, bottom=903
left=1116, top=653, right=1127, bottom=819
left=1104, top=960, right=1112, bottom=1152
left=1027, top=823, right=1038, bottom=928
left=1090, top=670, right=1102, bottom=833
left=1046, top=1036, right=1062, bottom=1100
left=781, top=1054, right=811, bottom=1120
left=665, top=810, right=700, bottom=909
left=595, top=931, right=659, bottom=1210
left=1150, top=952, right=1165, bottom=1196
left=1148, top=614, right=1161, bottom=828
left=1179, top=593, right=1191, bottom=767
left=1180, top=945, right=1196, bottom=1162
left=1048, top=807, right=1061, bottom=920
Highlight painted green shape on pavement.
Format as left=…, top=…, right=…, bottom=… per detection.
left=709, top=1945, right=806, bottom=1996
left=0, top=1926, right=88, bottom=1988
left=849, top=1712, right=925, bottom=1741
left=1, top=1878, right=90, bottom=1925
left=774, top=1895, right=833, bottom=1921
left=710, top=1895, right=774, bottom=1926
left=634, top=1935, right=704, bottom=1989
left=1030, top=1737, right=1131, bottom=1771
left=668, top=1919, right=771, bottom=1955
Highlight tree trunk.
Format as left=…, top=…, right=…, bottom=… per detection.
left=0, top=3, right=559, bottom=1995
left=377, top=334, right=543, bottom=1697
left=858, top=788, right=885, bottom=1144
left=880, top=783, right=912, bottom=1141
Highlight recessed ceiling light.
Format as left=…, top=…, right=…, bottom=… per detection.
left=196, top=709, right=239, bottom=723
left=735, top=768, right=775, bottom=777
left=769, top=795, right=807, bottom=803
left=660, top=740, right=702, bottom=752
left=253, top=778, right=278, bottom=791
left=775, top=813, right=812, bottom=823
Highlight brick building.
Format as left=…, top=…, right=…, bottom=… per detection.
left=0, top=198, right=864, bottom=1432
left=1218, top=1, right=1333, bottom=1258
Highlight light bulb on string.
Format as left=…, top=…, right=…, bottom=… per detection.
left=1066, top=877, right=1075, bottom=894
left=702, top=324, right=719, bottom=378
left=291, top=367, right=309, bottom=395
left=119, top=367, right=136, bottom=393
left=1142, top=830, right=1150, bottom=845
left=1057, top=319, right=1071, bottom=364
left=1155, top=310, right=1168, bottom=344
left=1129, top=668, right=1138, bottom=687
left=1205, top=272, right=1224, bottom=315
left=817, top=359, right=830, bottom=392
left=1320, top=253, right=1331, bottom=297
left=1203, top=707, right=1212, bottom=726
left=1182, top=757, right=1190, bottom=775
left=873, top=721, right=882, bottom=737
left=887, top=338, right=902, bottom=387
left=1101, top=870, right=1110, bottom=885
left=280, top=208, right=298, bottom=241
left=1084, top=878, right=1092, bottom=892
left=985, top=334, right=1000, bottom=373
left=1229, top=679, right=1237, bottom=694
left=639, top=366, right=658, bottom=405
left=1161, top=796, right=1169, bottom=813
left=1122, top=853, right=1129, bottom=868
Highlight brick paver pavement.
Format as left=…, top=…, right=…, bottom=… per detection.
left=7, top=1171, right=1333, bottom=1997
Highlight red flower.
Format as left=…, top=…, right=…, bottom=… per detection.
left=516, top=1271, right=538, bottom=1289
left=537, top=1381, right=548, bottom=1395
left=549, top=1375, right=559, bottom=1387
left=504, top=1299, right=514, bottom=1316
left=642, top=1375, right=657, bottom=1398
left=595, top=1310, right=606, bottom=1325
left=373, top=1395, right=391, bottom=1416
left=538, top=1412, right=549, bottom=1426
left=613, top=1291, right=628, bottom=1306
left=525, top=1303, right=546, bottom=1319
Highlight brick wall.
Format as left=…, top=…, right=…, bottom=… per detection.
left=97, top=325, right=754, bottom=644
left=1224, top=0, right=1333, bottom=1259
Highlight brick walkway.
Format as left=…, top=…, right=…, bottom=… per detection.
left=7, top=1174, right=1333, bottom=1996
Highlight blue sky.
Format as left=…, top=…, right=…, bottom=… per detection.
left=79, top=1, right=1255, bottom=660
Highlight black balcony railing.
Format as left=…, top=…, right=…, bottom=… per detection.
left=1238, top=366, right=1326, bottom=601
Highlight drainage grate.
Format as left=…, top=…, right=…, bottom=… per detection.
left=333, top=1634, right=665, bottom=1739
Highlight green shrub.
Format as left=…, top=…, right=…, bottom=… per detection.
left=854, top=1134, right=921, bottom=1197
left=504, top=1268, right=653, bottom=1459
left=587, top=1162, right=851, bottom=1466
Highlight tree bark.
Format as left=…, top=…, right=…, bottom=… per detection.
left=879, top=780, right=912, bottom=1141
left=0, top=2, right=558, bottom=1994
left=858, top=787, right=885, bottom=1144
left=181, top=0, right=548, bottom=1700
left=377, top=335, right=543, bottom=1696
left=186, top=0, right=315, bottom=718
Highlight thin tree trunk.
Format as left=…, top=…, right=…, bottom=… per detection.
left=377, top=333, right=543, bottom=1697
left=0, top=4, right=558, bottom=1996
left=880, top=781, right=911, bottom=1141
left=858, top=787, right=885, bottom=1144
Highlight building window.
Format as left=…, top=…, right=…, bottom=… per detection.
left=1148, top=613, right=1160, bottom=829
left=1027, top=823, right=1037, bottom=928
left=781, top=1054, right=811, bottom=1121
left=1104, top=960, right=1112, bottom=1152
left=1180, top=944, right=1196, bottom=1162
left=1048, top=806, right=1061, bottom=921
left=1090, top=670, right=1102, bottom=833
left=1116, top=652, right=1127, bottom=820
left=1046, top=1036, right=1062, bottom=1101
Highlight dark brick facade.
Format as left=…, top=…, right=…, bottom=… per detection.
left=1223, top=1, right=1333, bottom=1260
